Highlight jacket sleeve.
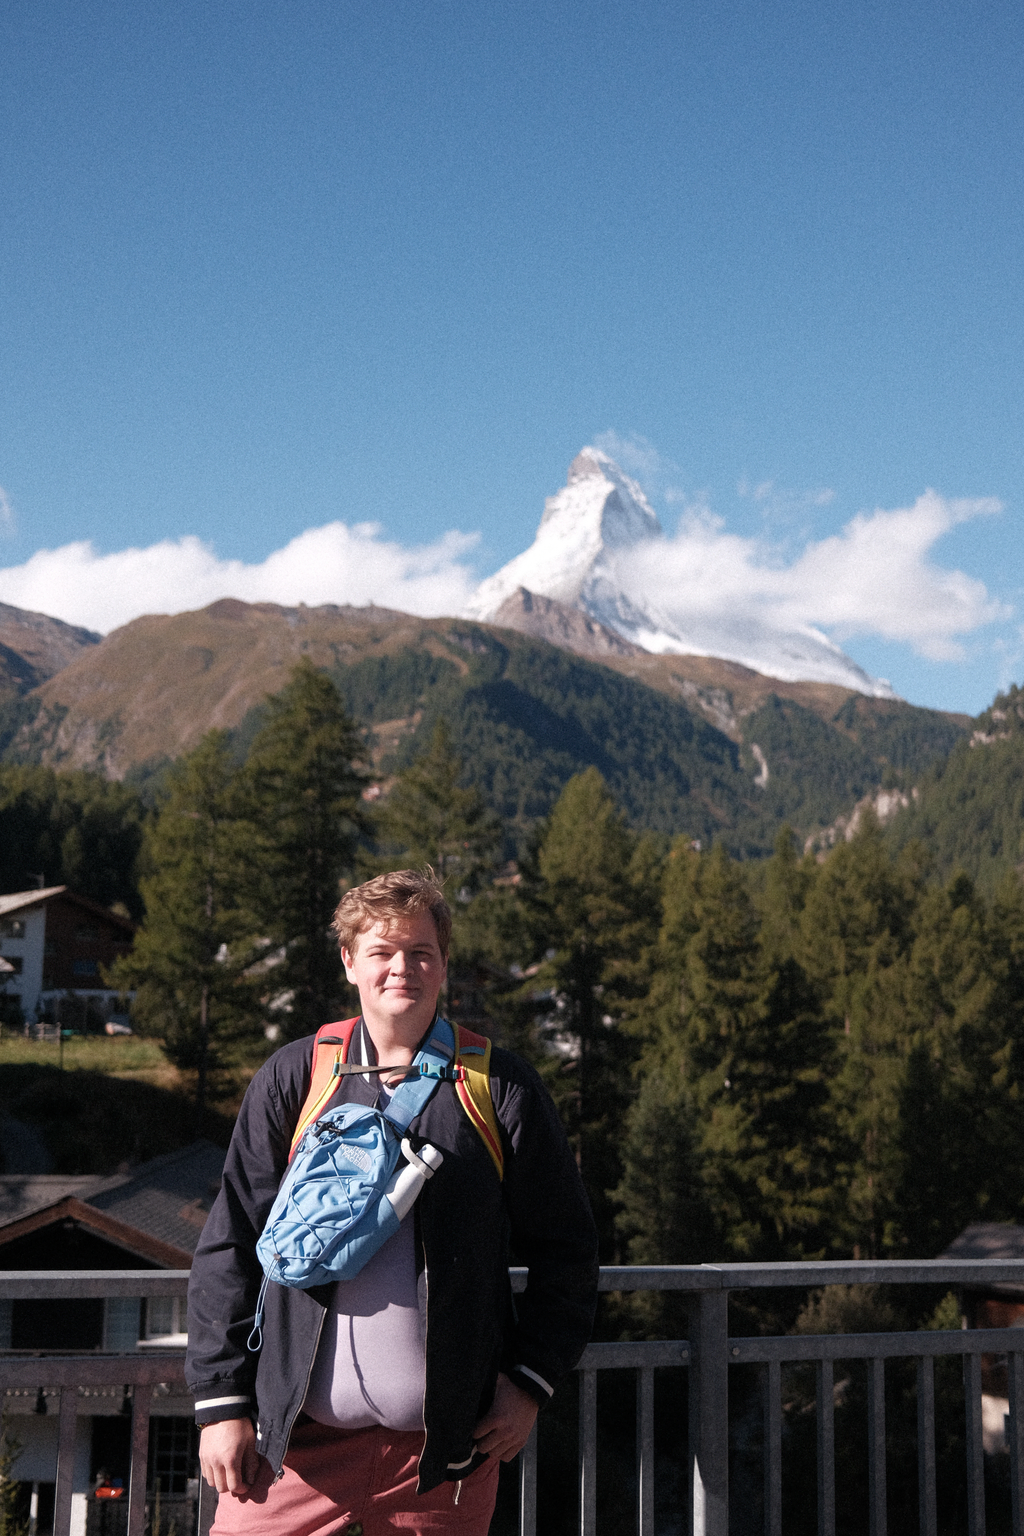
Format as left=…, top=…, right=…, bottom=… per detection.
left=492, top=1053, right=599, bottom=1406
left=185, top=1040, right=312, bottom=1424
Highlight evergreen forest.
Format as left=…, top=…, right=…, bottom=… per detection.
left=4, top=658, right=1024, bottom=1273
left=7, top=660, right=1024, bottom=1531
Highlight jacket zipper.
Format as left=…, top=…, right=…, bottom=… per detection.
left=271, top=1304, right=328, bottom=1482
left=418, top=1234, right=430, bottom=1476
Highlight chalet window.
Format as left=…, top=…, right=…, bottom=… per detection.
left=148, top=1417, right=199, bottom=1496
left=142, top=1296, right=187, bottom=1343
left=73, top=959, right=99, bottom=976
left=0, top=920, right=25, bottom=939
left=74, top=926, right=101, bottom=943
left=0, top=957, right=23, bottom=974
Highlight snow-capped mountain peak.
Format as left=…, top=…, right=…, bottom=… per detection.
left=467, top=447, right=662, bottom=618
left=469, top=449, right=896, bottom=699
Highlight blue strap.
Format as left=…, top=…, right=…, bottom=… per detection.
left=381, top=1017, right=456, bottom=1135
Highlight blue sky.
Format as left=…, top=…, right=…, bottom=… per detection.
left=1, top=0, right=1022, bottom=715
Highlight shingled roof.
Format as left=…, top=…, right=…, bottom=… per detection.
left=0, top=1140, right=225, bottom=1265
left=939, top=1222, right=1024, bottom=1299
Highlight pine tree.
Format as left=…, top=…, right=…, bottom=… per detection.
left=798, top=821, right=926, bottom=1256
left=242, top=660, right=367, bottom=1040
left=518, top=769, right=660, bottom=1254
left=630, top=837, right=835, bottom=1262
left=892, top=872, right=1013, bottom=1255
left=0, top=1413, right=25, bottom=1536
left=0, top=765, right=144, bottom=912
left=110, top=733, right=255, bottom=1108
left=372, top=719, right=501, bottom=891
left=613, top=1067, right=713, bottom=1335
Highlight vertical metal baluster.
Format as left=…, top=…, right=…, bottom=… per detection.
left=637, top=1366, right=655, bottom=1536
left=127, top=1384, right=153, bottom=1536
left=196, top=1473, right=218, bottom=1536
left=579, top=1369, right=597, bottom=1536
left=1009, top=1352, right=1024, bottom=1536
left=761, top=1361, right=781, bottom=1536
left=53, top=1388, right=77, bottom=1536
left=964, top=1351, right=986, bottom=1536
left=688, top=1291, right=729, bottom=1536
left=816, top=1358, right=835, bottom=1536
left=867, top=1358, right=886, bottom=1536
left=519, top=1419, right=538, bottom=1536
left=917, top=1356, right=937, bottom=1536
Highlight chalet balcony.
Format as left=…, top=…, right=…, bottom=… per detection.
left=5, top=1262, right=1024, bottom=1536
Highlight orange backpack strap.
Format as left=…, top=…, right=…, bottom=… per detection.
left=453, top=1023, right=504, bottom=1181
left=288, top=1018, right=360, bottom=1163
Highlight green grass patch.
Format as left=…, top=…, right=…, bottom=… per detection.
left=0, top=1033, right=169, bottom=1077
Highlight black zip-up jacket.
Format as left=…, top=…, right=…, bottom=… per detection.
left=186, top=1026, right=599, bottom=1493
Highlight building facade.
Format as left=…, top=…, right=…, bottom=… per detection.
left=0, top=888, right=134, bottom=1025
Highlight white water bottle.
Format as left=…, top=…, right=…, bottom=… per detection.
left=384, top=1139, right=444, bottom=1220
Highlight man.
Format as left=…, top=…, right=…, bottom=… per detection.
left=187, top=869, right=598, bottom=1535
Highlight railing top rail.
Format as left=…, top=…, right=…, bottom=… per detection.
left=2, top=1259, right=1023, bottom=1302
left=587, top=1259, right=1024, bottom=1292
left=0, top=1270, right=192, bottom=1298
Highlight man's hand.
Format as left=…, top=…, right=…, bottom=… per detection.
left=199, top=1418, right=261, bottom=1495
left=473, top=1372, right=539, bottom=1462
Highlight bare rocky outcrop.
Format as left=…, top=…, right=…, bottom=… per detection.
left=490, top=587, right=643, bottom=661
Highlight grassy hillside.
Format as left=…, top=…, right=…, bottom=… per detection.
left=0, top=598, right=969, bottom=856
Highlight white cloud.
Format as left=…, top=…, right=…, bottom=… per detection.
left=615, top=490, right=1007, bottom=663
left=0, top=476, right=1006, bottom=676
left=0, top=487, right=14, bottom=536
left=0, top=522, right=480, bottom=634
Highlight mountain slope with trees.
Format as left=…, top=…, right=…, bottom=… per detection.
left=885, top=684, right=1024, bottom=892
left=0, top=598, right=967, bottom=856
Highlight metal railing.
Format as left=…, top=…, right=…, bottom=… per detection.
left=0, top=1272, right=199, bottom=1536
left=6, top=1262, right=1024, bottom=1536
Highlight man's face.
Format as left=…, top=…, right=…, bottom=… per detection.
left=341, top=912, right=448, bottom=1045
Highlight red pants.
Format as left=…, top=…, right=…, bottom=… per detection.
left=211, top=1419, right=501, bottom=1536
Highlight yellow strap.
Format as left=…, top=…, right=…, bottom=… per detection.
left=453, top=1024, right=504, bottom=1181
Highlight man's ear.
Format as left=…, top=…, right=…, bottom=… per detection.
left=341, top=947, right=357, bottom=985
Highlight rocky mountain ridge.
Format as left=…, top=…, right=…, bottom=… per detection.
left=0, top=602, right=101, bottom=703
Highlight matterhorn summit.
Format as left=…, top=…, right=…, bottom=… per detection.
left=468, top=448, right=896, bottom=698
left=467, top=447, right=662, bottom=617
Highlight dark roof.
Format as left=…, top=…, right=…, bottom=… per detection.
left=0, top=1172, right=123, bottom=1225
left=87, top=1141, right=225, bottom=1257
left=939, top=1223, right=1024, bottom=1298
left=0, top=1140, right=225, bottom=1264
left=0, top=1197, right=195, bottom=1267
left=941, top=1224, right=1024, bottom=1261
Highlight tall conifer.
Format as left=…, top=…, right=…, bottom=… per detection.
left=111, top=732, right=254, bottom=1107
left=372, top=719, right=501, bottom=890
left=242, top=660, right=367, bottom=1040
left=521, top=768, right=659, bottom=1253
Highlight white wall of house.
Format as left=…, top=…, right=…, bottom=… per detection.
left=0, top=905, right=45, bottom=1019
left=4, top=1410, right=92, bottom=1534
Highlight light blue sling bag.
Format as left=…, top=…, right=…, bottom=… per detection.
left=248, top=1023, right=457, bottom=1351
